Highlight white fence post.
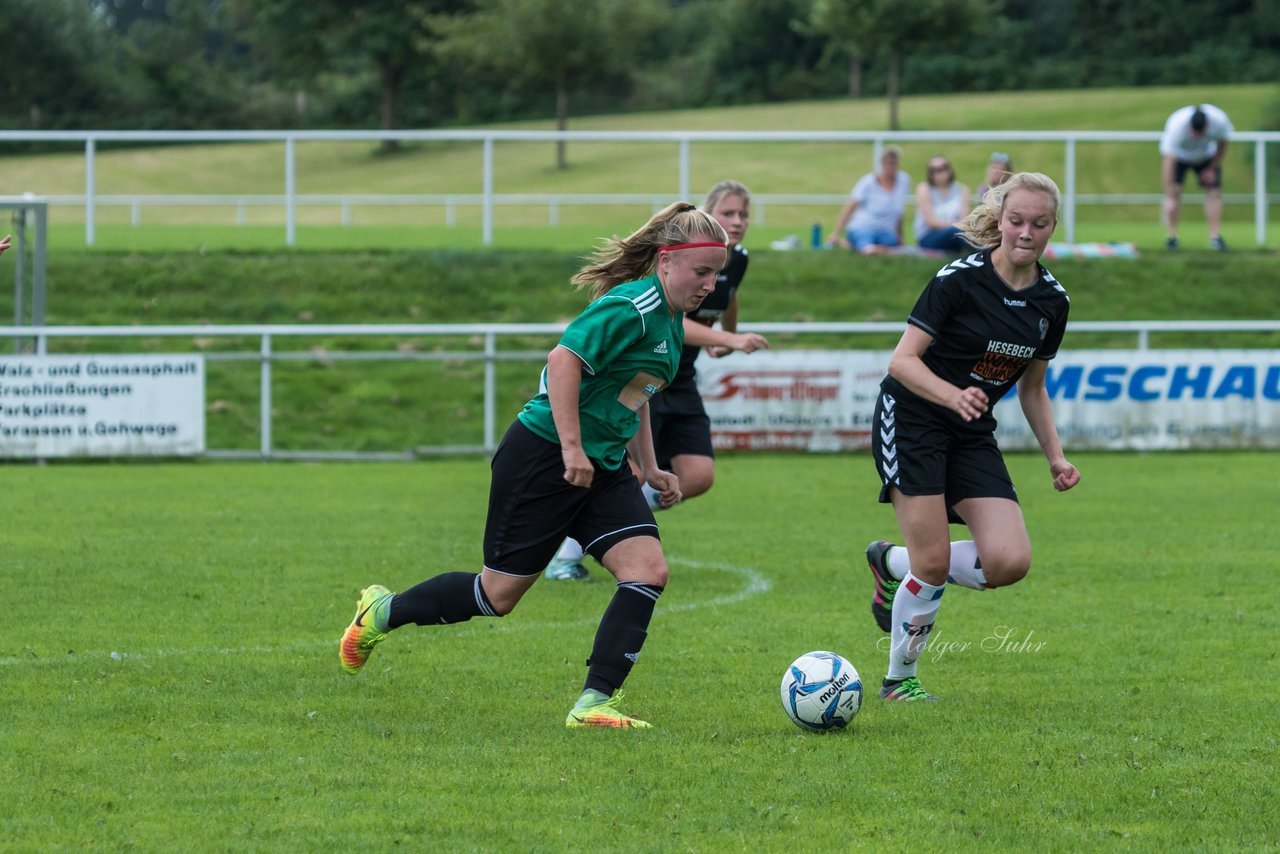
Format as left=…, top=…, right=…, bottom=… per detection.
left=484, top=331, right=497, bottom=450
left=285, top=137, right=297, bottom=247
left=260, top=333, right=273, bottom=459
left=1064, top=137, right=1077, bottom=243
left=84, top=138, right=96, bottom=247
left=483, top=136, right=495, bottom=246
left=679, top=138, right=690, bottom=201
left=1256, top=138, right=1267, bottom=246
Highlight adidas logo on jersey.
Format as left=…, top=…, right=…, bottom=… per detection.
left=653, top=341, right=668, bottom=354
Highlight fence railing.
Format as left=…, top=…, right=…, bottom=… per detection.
left=2, top=129, right=1277, bottom=247
left=3, top=320, right=1277, bottom=461
left=23, top=191, right=1280, bottom=231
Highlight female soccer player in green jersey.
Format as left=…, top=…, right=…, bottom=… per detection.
left=545, top=179, right=769, bottom=581
left=339, top=202, right=728, bottom=729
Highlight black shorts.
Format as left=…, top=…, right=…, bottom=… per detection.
left=1173, top=157, right=1221, bottom=189
left=648, top=380, right=714, bottom=468
left=870, top=384, right=1017, bottom=522
left=483, top=420, right=659, bottom=576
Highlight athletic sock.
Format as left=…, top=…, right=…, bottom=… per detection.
left=886, top=545, right=910, bottom=580
left=887, top=541, right=988, bottom=589
left=583, top=582, right=664, bottom=695
left=572, top=688, right=610, bottom=709
left=945, top=540, right=988, bottom=590
left=886, top=571, right=945, bottom=680
left=387, top=572, right=499, bottom=628
left=555, top=537, right=584, bottom=563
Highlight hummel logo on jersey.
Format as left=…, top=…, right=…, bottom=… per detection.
left=653, top=341, right=668, bottom=354
left=1003, top=297, right=1027, bottom=307
left=935, top=252, right=985, bottom=278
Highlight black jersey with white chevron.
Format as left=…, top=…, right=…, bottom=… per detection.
left=892, top=247, right=1070, bottom=402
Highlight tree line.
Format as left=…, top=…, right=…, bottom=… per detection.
left=3, top=0, right=1277, bottom=148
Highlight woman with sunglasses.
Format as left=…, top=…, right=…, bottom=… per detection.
left=914, top=155, right=971, bottom=255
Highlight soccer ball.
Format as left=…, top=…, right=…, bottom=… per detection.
left=780, top=651, right=863, bottom=731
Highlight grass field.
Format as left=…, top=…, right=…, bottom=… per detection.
left=2, top=79, right=1276, bottom=851
left=3, top=453, right=1276, bottom=849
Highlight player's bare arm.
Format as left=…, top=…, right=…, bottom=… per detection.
left=547, top=345, right=593, bottom=488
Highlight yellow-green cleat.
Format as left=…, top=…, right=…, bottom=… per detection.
left=565, top=690, right=652, bottom=729
left=339, top=585, right=393, bottom=675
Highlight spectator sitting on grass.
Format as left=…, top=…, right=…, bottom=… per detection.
left=827, top=146, right=910, bottom=255
left=914, top=155, right=971, bottom=255
left=976, top=151, right=1014, bottom=199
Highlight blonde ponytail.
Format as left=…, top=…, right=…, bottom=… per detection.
left=572, top=202, right=728, bottom=299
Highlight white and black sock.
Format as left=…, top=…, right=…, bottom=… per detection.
left=885, top=541, right=988, bottom=590
left=886, top=572, right=945, bottom=680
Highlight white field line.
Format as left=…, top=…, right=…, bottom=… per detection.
left=0, top=556, right=771, bottom=669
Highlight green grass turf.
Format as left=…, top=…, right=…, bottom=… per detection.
left=2, top=453, right=1276, bottom=849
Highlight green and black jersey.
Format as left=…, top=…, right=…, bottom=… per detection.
left=518, top=275, right=682, bottom=470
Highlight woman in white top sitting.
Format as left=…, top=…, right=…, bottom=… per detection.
left=913, top=155, right=971, bottom=255
left=828, top=146, right=911, bottom=255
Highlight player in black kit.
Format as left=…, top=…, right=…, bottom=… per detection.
left=545, top=181, right=768, bottom=580
left=644, top=180, right=769, bottom=510
left=862, top=172, right=1081, bottom=702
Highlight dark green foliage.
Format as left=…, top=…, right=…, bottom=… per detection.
left=1, top=0, right=1277, bottom=132
left=1, top=0, right=122, bottom=130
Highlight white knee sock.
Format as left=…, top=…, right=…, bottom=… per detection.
left=943, top=540, right=988, bottom=590
left=886, top=541, right=988, bottom=590
left=886, top=572, right=945, bottom=680
left=886, top=545, right=911, bottom=579
left=555, top=537, right=583, bottom=562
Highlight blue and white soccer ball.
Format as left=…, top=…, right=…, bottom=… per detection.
left=780, top=650, right=863, bottom=731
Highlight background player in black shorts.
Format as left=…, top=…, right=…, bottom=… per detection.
left=645, top=180, right=769, bottom=508
left=338, top=202, right=729, bottom=729
left=546, top=180, right=769, bottom=580
left=863, top=172, right=1081, bottom=702
left=1160, top=104, right=1233, bottom=250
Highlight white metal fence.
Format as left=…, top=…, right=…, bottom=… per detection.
left=4, top=320, right=1277, bottom=461
left=2, top=129, right=1278, bottom=247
